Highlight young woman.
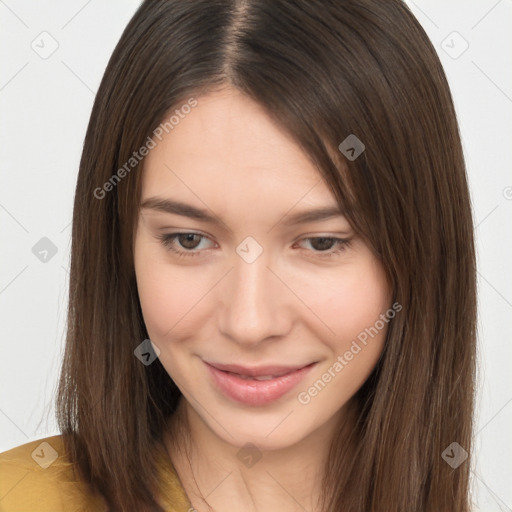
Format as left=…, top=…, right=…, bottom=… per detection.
left=0, top=0, right=477, bottom=511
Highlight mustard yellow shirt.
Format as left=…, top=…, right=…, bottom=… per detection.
left=0, top=435, right=193, bottom=511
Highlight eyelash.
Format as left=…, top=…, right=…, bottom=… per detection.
left=156, top=232, right=352, bottom=259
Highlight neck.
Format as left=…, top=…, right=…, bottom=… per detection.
left=164, top=399, right=358, bottom=512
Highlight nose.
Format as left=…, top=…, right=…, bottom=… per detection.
left=218, top=248, right=293, bottom=346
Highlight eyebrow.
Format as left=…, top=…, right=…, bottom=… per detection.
left=140, top=197, right=346, bottom=226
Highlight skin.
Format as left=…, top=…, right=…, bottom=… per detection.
left=134, top=87, right=391, bottom=512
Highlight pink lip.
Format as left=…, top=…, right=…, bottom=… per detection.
left=205, top=361, right=316, bottom=406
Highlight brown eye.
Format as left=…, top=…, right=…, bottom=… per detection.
left=296, top=236, right=352, bottom=258
left=177, top=233, right=202, bottom=249
left=158, top=232, right=215, bottom=258
left=308, top=237, right=337, bottom=251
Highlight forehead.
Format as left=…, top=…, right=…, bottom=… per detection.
left=141, top=88, right=338, bottom=212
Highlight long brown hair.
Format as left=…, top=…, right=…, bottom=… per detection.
left=57, top=0, right=477, bottom=510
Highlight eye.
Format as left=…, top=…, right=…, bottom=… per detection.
left=157, top=232, right=215, bottom=258
left=295, top=236, right=351, bottom=258
left=157, top=233, right=352, bottom=260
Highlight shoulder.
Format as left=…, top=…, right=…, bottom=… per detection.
left=0, top=435, right=106, bottom=512
left=1, top=435, right=193, bottom=512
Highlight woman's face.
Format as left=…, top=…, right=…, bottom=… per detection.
left=134, top=87, right=391, bottom=450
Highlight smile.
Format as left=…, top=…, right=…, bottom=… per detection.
left=204, top=361, right=316, bottom=406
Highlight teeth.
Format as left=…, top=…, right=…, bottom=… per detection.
left=230, top=372, right=278, bottom=381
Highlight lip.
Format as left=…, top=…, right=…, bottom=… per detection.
left=205, top=361, right=316, bottom=406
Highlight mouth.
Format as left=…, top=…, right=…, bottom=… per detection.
left=204, top=361, right=316, bottom=406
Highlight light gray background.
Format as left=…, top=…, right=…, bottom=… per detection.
left=0, top=1, right=511, bottom=510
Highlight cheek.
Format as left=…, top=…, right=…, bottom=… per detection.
left=134, top=241, right=206, bottom=342
left=295, top=258, right=390, bottom=343
left=134, top=256, right=208, bottom=386
left=138, top=274, right=212, bottom=345
left=337, top=274, right=389, bottom=340
left=324, top=261, right=390, bottom=390
left=297, top=263, right=390, bottom=411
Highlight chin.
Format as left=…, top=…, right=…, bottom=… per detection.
left=199, top=405, right=328, bottom=452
